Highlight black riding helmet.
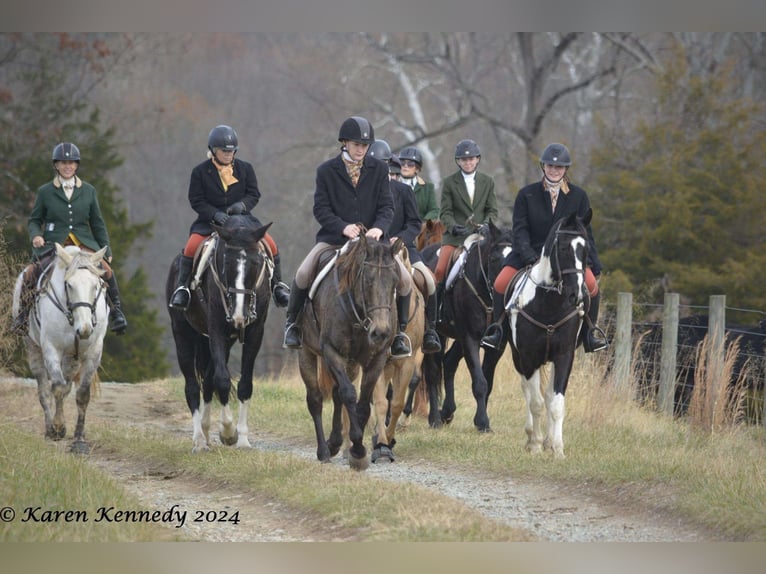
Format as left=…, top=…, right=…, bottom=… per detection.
left=398, top=146, right=423, bottom=166
left=52, top=142, right=81, bottom=163
left=368, top=139, right=392, bottom=161
left=388, top=155, right=402, bottom=175
left=539, top=143, right=571, bottom=168
left=454, top=139, right=481, bottom=170
left=208, top=125, right=239, bottom=152
left=338, top=116, right=375, bottom=144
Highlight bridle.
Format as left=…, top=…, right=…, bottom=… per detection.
left=458, top=234, right=512, bottom=323
left=335, top=247, right=397, bottom=333
left=43, top=264, right=105, bottom=329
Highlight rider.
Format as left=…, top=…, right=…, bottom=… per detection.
left=480, top=142, right=607, bottom=352
left=169, top=124, right=290, bottom=310
left=398, top=145, right=439, bottom=222
left=371, top=140, right=441, bottom=354
left=434, top=139, right=498, bottom=300
left=282, top=116, right=414, bottom=359
left=13, top=142, right=128, bottom=335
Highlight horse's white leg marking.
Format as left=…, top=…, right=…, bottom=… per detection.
left=232, top=252, right=246, bottom=329
left=220, top=402, right=238, bottom=444
left=235, top=399, right=251, bottom=448
left=543, top=364, right=555, bottom=451
left=191, top=409, right=210, bottom=453
left=521, top=370, right=545, bottom=454
left=548, top=393, right=566, bottom=458
left=201, top=401, right=212, bottom=442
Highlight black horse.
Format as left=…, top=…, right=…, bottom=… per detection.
left=421, top=222, right=513, bottom=432
left=482, top=209, right=591, bottom=458
left=166, top=215, right=272, bottom=452
left=296, top=236, right=401, bottom=470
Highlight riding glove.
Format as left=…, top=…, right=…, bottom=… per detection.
left=212, top=211, right=230, bottom=226
left=227, top=201, right=248, bottom=215
left=450, top=224, right=468, bottom=236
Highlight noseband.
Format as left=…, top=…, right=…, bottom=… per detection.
left=209, top=239, right=268, bottom=326
left=45, top=265, right=105, bottom=328
left=336, top=251, right=397, bottom=333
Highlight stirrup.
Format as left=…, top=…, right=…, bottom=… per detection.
left=480, top=323, right=503, bottom=349
left=584, top=326, right=608, bottom=353
left=283, top=322, right=302, bottom=349
left=390, top=332, right=412, bottom=359
left=169, top=286, right=190, bottom=310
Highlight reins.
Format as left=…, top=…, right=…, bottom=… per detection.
left=335, top=249, right=397, bottom=333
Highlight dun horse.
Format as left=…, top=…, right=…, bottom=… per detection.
left=13, top=244, right=109, bottom=453
left=166, top=215, right=272, bottom=453
left=297, top=236, right=400, bottom=470
left=483, top=210, right=592, bottom=458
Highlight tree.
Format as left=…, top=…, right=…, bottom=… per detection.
left=0, top=34, right=169, bottom=381
left=592, top=47, right=766, bottom=318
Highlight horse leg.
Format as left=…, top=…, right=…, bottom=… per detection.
left=28, top=342, right=57, bottom=439
left=234, top=327, right=265, bottom=449
left=299, top=352, right=331, bottom=462
left=482, top=344, right=506, bottom=401
left=440, top=340, right=461, bottom=424
left=384, top=358, right=417, bottom=456
left=328, top=385, right=344, bottom=457
left=463, top=337, right=491, bottom=432
left=546, top=358, right=573, bottom=458
left=42, top=349, right=70, bottom=440
left=371, top=367, right=394, bottom=463
left=521, top=369, right=546, bottom=454
left=71, top=362, right=98, bottom=455
left=209, top=337, right=237, bottom=446
left=421, top=350, right=443, bottom=429
left=174, top=324, right=208, bottom=453
left=350, top=360, right=387, bottom=471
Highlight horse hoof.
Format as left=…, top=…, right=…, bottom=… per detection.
left=371, top=445, right=395, bottom=464
left=476, top=426, right=492, bottom=433
left=47, top=426, right=67, bottom=440
left=236, top=438, right=252, bottom=449
left=441, top=413, right=454, bottom=425
left=349, top=453, right=370, bottom=471
left=70, top=440, right=90, bottom=455
left=192, top=444, right=210, bottom=454
left=219, top=431, right=238, bottom=446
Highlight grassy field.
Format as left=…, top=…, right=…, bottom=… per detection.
left=1, top=347, right=764, bottom=541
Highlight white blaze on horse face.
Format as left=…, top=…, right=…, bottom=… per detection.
left=571, top=236, right=587, bottom=303
left=232, top=249, right=247, bottom=327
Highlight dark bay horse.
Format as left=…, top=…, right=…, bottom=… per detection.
left=166, top=215, right=272, bottom=452
left=421, top=222, right=513, bottom=431
left=482, top=210, right=591, bottom=458
left=297, top=236, right=401, bottom=470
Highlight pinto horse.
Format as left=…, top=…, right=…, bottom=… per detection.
left=166, top=215, right=272, bottom=453
left=297, top=236, right=401, bottom=470
left=421, top=222, right=513, bottom=431
left=13, top=244, right=109, bottom=454
left=483, top=209, right=591, bottom=458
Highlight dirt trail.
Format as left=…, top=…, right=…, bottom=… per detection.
left=2, top=378, right=720, bottom=542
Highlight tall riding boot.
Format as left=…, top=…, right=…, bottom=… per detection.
left=169, top=255, right=194, bottom=310
left=583, top=292, right=608, bottom=352
left=434, top=281, right=445, bottom=326
left=283, top=280, right=308, bottom=349
left=422, top=292, right=441, bottom=354
left=480, top=290, right=507, bottom=349
left=12, top=264, right=37, bottom=335
left=105, top=274, right=128, bottom=335
left=390, top=292, right=412, bottom=359
left=270, top=254, right=291, bottom=308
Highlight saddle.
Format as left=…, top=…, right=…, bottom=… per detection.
left=444, top=232, right=483, bottom=291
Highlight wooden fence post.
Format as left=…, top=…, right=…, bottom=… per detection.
left=614, top=292, right=633, bottom=395
left=708, top=295, right=726, bottom=427
left=658, top=293, right=680, bottom=416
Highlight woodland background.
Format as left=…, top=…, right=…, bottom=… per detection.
left=1, top=33, right=765, bottom=380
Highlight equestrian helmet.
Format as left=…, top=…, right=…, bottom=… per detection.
left=454, top=139, right=481, bottom=159
left=398, top=146, right=423, bottom=166
left=388, top=155, right=402, bottom=175
left=338, top=116, right=375, bottom=144
left=368, top=139, right=393, bottom=161
left=52, top=142, right=81, bottom=163
left=208, top=125, right=239, bottom=152
left=539, top=143, right=571, bottom=167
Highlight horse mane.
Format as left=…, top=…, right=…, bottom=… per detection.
left=336, top=238, right=367, bottom=294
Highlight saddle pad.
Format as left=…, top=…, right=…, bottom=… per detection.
left=308, top=250, right=339, bottom=300
left=190, top=236, right=217, bottom=291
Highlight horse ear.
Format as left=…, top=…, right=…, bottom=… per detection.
left=55, top=243, right=72, bottom=265
left=92, top=246, right=108, bottom=263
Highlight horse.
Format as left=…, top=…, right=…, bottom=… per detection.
left=420, top=222, right=513, bottom=432
left=366, top=241, right=425, bottom=463
left=166, top=215, right=272, bottom=453
left=12, top=243, right=109, bottom=454
left=482, top=209, right=592, bottom=458
left=296, top=236, right=401, bottom=470
left=415, top=219, right=446, bottom=251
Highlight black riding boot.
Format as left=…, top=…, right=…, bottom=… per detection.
left=283, top=281, right=308, bottom=349
left=434, top=281, right=445, bottom=326
left=169, top=255, right=194, bottom=310
left=105, top=274, right=128, bottom=335
left=390, top=292, right=412, bottom=359
left=271, top=254, right=290, bottom=308
left=480, top=290, right=506, bottom=350
left=583, top=292, right=608, bottom=353
left=422, top=292, right=441, bottom=354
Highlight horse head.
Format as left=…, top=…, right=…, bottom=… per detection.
left=539, top=209, right=590, bottom=308
left=211, top=216, right=272, bottom=329
left=54, top=243, right=107, bottom=339
left=336, top=236, right=399, bottom=349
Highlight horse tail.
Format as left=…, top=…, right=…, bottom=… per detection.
left=317, top=359, right=334, bottom=399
